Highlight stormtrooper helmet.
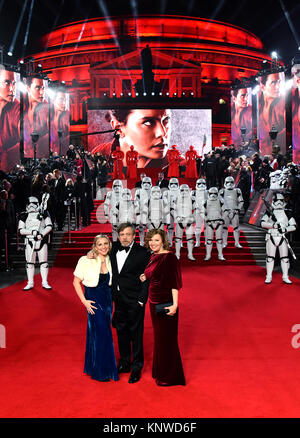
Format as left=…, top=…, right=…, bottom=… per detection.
left=224, top=176, right=235, bottom=190
left=141, top=176, right=152, bottom=190
left=26, top=196, right=40, bottom=213
left=168, top=178, right=179, bottom=190
left=151, top=186, right=161, bottom=200
left=112, top=179, right=123, bottom=193
left=270, top=170, right=282, bottom=184
left=179, top=184, right=190, bottom=197
left=196, top=178, right=207, bottom=190
left=121, top=188, right=132, bottom=201
left=272, top=192, right=286, bottom=210
left=208, top=187, right=219, bottom=201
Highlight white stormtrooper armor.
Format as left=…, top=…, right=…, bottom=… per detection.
left=270, top=170, right=283, bottom=190
left=219, top=176, right=244, bottom=248
left=134, top=176, right=152, bottom=246
left=147, top=186, right=167, bottom=230
left=280, top=168, right=289, bottom=189
left=104, top=179, right=123, bottom=241
left=261, top=193, right=297, bottom=284
left=165, top=178, right=180, bottom=247
left=173, top=184, right=195, bottom=260
left=202, top=187, right=225, bottom=261
left=192, top=178, right=207, bottom=247
left=117, top=188, right=135, bottom=224
left=18, top=195, right=53, bottom=290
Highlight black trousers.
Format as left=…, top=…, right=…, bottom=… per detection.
left=112, top=300, right=145, bottom=372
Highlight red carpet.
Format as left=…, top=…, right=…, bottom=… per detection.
left=1, top=261, right=300, bottom=418
left=1, top=200, right=300, bottom=418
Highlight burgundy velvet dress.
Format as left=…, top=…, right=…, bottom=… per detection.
left=144, top=252, right=185, bottom=386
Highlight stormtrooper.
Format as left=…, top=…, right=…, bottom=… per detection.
left=192, top=178, right=208, bottom=247
left=104, top=179, right=123, bottom=241
left=18, top=195, right=53, bottom=290
left=147, top=186, right=168, bottom=230
left=164, top=177, right=180, bottom=247
left=134, top=176, right=152, bottom=245
left=116, top=188, right=136, bottom=225
left=261, top=192, right=297, bottom=284
left=219, top=176, right=244, bottom=249
left=270, top=170, right=283, bottom=190
left=202, top=187, right=225, bottom=261
left=173, top=184, right=195, bottom=261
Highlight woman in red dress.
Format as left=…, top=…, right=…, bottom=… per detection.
left=141, top=229, right=185, bottom=386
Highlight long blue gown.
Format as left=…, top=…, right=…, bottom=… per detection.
left=84, top=272, right=119, bottom=382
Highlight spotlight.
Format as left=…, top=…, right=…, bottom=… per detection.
left=7, top=51, right=13, bottom=56
left=143, top=92, right=147, bottom=96
left=159, top=92, right=162, bottom=95
left=120, top=92, right=123, bottom=96
left=271, top=51, right=278, bottom=59
left=191, top=92, right=194, bottom=96
left=37, top=63, right=42, bottom=68
left=219, top=98, right=226, bottom=104
left=104, top=93, right=106, bottom=96
left=19, top=59, right=24, bottom=64
left=174, top=93, right=177, bottom=96
left=136, top=92, right=139, bottom=96
left=128, top=92, right=131, bottom=96
left=151, top=92, right=155, bottom=96
left=182, top=92, right=185, bottom=96
left=166, top=92, right=169, bottom=96
left=61, top=80, right=65, bottom=84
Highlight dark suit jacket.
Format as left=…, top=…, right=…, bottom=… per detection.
left=110, top=241, right=151, bottom=306
left=155, top=178, right=169, bottom=189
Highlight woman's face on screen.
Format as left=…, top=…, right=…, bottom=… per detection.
left=115, top=109, right=171, bottom=160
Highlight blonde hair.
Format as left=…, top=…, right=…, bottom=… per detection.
left=92, top=234, right=112, bottom=257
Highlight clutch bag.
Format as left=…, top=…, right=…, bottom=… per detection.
left=154, top=301, right=173, bottom=314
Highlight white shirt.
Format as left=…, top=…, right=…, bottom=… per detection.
left=116, top=241, right=134, bottom=273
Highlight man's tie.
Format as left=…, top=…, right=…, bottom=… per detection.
left=118, top=245, right=130, bottom=253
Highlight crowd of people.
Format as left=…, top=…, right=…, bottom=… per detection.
left=0, top=144, right=110, bottom=269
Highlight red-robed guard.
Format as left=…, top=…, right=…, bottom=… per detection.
left=185, top=145, right=198, bottom=178
left=126, top=145, right=138, bottom=179
left=112, top=146, right=125, bottom=179
left=166, top=145, right=180, bottom=178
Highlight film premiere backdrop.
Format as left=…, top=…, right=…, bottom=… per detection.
left=1, top=58, right=300, bottom=173
left=0, top=64, right=70, bottom=173
left=231, top=62, right=300, bottom=162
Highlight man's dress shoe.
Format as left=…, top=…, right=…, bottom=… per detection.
left=128, top=370, right=141, bottom=384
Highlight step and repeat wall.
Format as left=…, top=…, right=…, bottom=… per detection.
left=0, top=66, right=70, bottom=172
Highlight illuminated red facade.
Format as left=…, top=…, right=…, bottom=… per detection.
left=29, top=15, right=272, bottom=147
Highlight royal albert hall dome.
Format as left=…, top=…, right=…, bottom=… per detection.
left=28, top=15, right=273, bottom=146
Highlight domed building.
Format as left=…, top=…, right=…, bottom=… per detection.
left=28, top=14, right=273, bottom=147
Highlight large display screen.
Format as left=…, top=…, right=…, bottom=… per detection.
left=87, top=108, right=212, bottom=168
left=23, top=76, right=50, bottom=159
left=292, top=64, right=300, bottom=164
left=257, top=71, right=286, bottom=157
left=0, top=66, right=20, bottom=172
left=50, top=89, right=70, bottom=156
left=231, top=87, right=253, bottom=147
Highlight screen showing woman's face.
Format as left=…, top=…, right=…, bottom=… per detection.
left=118, top=109, right=171, bottom=159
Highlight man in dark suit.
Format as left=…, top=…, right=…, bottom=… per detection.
left=155, top=172, right=169, bottom=190
left=111, top=222, right=151, bottom=383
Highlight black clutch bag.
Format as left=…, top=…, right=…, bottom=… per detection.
left=154, top=302, right=173, bottom=315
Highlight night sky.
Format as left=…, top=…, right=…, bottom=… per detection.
left=0, top=0, right=300, bottom=67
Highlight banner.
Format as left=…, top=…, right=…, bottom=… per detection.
left=258, top=71, right=286, bottom=157
left=0, top=67, right=20, bottom=172
left=231, top=87, right=253, bottom=147
left=50, top=89, right=70, bottom=156
left=292, top=64, right=300, bottom=164
left=87, top=108, right=212, bottom=168
left=23, top=76, right=50, bottom=159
